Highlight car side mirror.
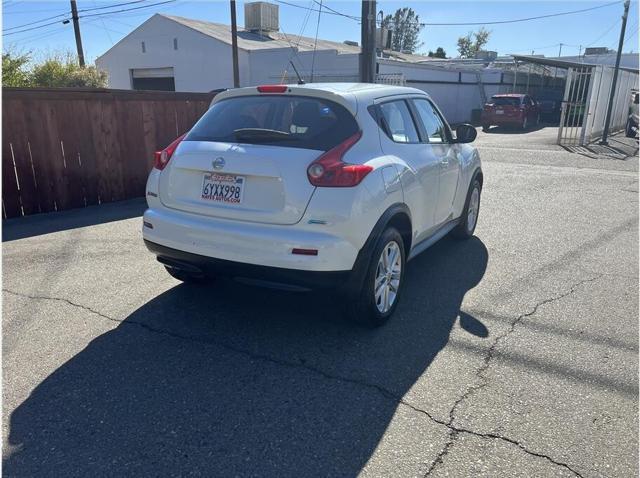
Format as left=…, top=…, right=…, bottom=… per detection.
left=455, top=124, right=477, bottom=143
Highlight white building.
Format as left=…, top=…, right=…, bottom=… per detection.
left=95, top=10, right=362, bottom=92
left=94, top=4, right=545, bottom=123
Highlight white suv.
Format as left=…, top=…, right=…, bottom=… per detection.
left=143, top=83, right=482, bottom=326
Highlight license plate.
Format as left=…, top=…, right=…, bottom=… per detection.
left=201, top=173, right=245, bottom=204
left=495, top=110, right=504, bottom=115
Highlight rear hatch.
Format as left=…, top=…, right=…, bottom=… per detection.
left=158, top=92, right=359, bottom=225
left=486, top=96, right=522, bottom=119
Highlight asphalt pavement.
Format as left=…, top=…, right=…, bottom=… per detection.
left=3, top=127, right=638, bottom=477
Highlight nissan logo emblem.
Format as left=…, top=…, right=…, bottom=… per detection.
left=212, top=157, right=225, bottom=170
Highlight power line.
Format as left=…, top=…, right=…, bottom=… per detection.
left=272, top=0, right=356, bottom=21
left=3, top=0, right=175, bottom=38
left=78, top=0, right=148, bottom=13
left=79, top=0, right=176, bottom=19
left=310, top=0, right=323, bottom=81
left=274, top=0, right=621, bottom=27
left=3, top=19, right=70, bottom=36
left=619, top=22, right=639, bottom=46
left=3, top=13, right=69, bottom=32
left=4, top=6, right=71, bottom=14
left=279, top=0, right=314, bottom=75
left=5, top=24, right=68, bottom=44
left=91, top=0, right=115, bottom=46
left=3, top=0, right=147, bottom=31
left=311, top=0, right=358, bottom=21
left=587, top=18, right=621, bottom=47
left=417, top=1, right=622, bottom=26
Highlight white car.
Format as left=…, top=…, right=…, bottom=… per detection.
left=143, top=83, right=482, bottom=326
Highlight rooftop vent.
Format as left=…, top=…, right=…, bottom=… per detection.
left=584, top=47, right=613, bottom=55
left=244, top=2, right=279, bottom=33
left=474, top=50, right=497, bottom=61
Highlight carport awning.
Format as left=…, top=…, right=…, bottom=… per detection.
left=510, top=54, right=639, bottom=73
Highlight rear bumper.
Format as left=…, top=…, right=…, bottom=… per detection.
left=145, top=240, right=350, bottom=289
left=481, top=114, right=524, bottom=125
left=142, top=206, right=360, bottom=272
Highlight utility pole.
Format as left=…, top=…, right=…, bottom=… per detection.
left=554, top=42, right=563, bottom=78
left=70, top=0, right=85, bottom=67
left=600, top=0, right=630, bottom=145
left=230, top=0, right=240, bottom=88
left=360, top=0, right=376, bottom=83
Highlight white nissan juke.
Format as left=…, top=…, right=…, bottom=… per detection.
left=143, top=83, right=482, bottom=326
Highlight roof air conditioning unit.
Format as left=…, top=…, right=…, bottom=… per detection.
left=244, top=2, right=279, bottom=33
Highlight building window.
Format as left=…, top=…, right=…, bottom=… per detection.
left=141, top=41, right=146, bottom=53
left=173, top=38, right=178, bottom=50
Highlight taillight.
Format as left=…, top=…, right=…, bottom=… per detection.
left=257, top=85, right=288, bottom=93
left=154, top=133, right=186, bottom=171
left=307, top=131, right=372, bottom=187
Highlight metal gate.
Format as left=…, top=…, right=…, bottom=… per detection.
left=557, top=66, right=592, bottom=146
left=558, top=65, right=639, bottom=147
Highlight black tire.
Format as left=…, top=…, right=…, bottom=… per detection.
left=625, top=119, right=636, bottom=138
left=344, top=227, right=406, bottom=327
left=521, top=116, right=528, bottom=131
left=164, top=265, right=211, bottom=284
left=452, top=178, right=482, bottom=240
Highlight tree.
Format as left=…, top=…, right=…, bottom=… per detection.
left=1, top=50, right=107, bottom=88
left=30, top=54, right=107, bottom=88
left=427, top=47, right=447, bottom=59
left=381, top=7, right=424, bottom=53
left=456, top=27, right=491, bottom=58
left=2, top=50, right=32, bottom=87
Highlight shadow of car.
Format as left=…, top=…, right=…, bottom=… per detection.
left=5, top=236, right=488, bottom=476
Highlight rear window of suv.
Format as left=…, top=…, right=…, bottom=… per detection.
left=490, top=97, right=521, bottom=106
left=185, top=95, right=359, bottom=151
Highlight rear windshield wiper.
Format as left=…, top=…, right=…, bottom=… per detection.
left=232, top=128, right=297, bottom=142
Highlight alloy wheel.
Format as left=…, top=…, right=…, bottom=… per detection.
left=467, top=186, right=480, bottom=232
left=374, top=241, right=402, bottom=314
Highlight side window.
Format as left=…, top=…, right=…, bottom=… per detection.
left=378, top=100, right=420, bottom=143
left=412, top=98, right=447, bottom=144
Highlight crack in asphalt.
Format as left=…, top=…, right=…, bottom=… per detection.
left=422, top=275, right=603, bottom=477
left=3, top=280, right=600, bottom=478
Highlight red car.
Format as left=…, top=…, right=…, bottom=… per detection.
left=481, top=94, right=540, bottom=131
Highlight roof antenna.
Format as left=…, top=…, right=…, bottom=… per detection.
left=289, top=61, right=305, bottom=85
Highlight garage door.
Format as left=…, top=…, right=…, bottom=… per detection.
left=131, top=67, right=175, bottom=91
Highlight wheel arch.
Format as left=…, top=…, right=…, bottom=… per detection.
left=346, top=203, right=412, bottom=292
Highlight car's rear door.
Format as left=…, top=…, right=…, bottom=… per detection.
left=374, top=97, right=439, bottom=240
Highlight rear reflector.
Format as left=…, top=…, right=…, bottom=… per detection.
left=257, top=85, right=288, bottom=93
left=292, top=248, right=318, bottom=256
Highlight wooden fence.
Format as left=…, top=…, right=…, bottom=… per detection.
left=2, top=87, right=216, bottom=219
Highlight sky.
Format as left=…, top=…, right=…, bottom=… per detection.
left=2, top=0, right=639, bottom=64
